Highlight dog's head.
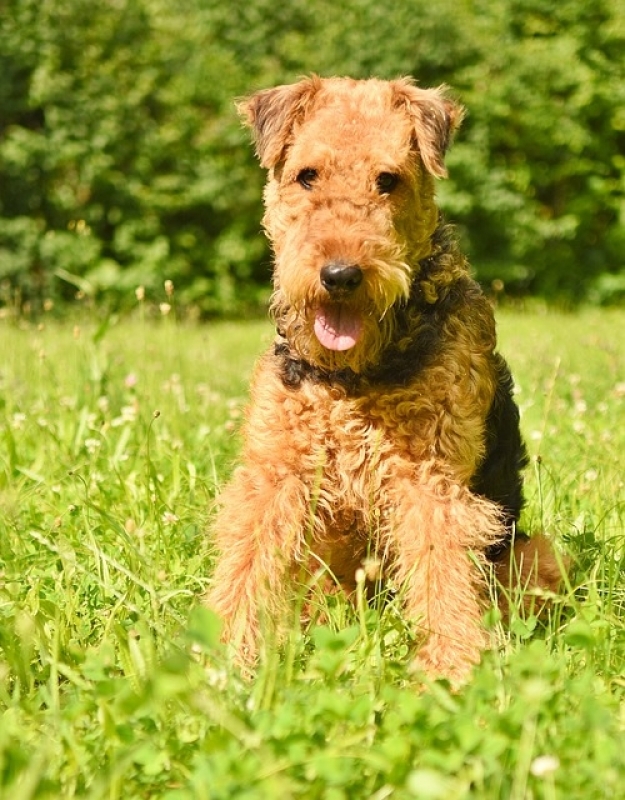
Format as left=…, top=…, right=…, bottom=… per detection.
left=239, top=76, right=464, bottom=373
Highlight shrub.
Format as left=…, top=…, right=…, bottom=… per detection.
left=1, top=0, right=624, bottom=311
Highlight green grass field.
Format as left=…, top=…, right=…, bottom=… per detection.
left=1, top=307, right=624, bottom=799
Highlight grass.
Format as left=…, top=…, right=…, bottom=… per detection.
left=0, top=305, right=624, bottom=799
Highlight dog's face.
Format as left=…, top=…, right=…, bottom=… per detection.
left=239, top=76, right=463, bottom=373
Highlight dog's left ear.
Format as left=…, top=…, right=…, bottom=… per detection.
left=391, top=79, right=464, bottom=178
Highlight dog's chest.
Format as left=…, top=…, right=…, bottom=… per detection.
left=298, top=380, right=442, bottom=469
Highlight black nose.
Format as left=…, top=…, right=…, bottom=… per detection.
left=320, top=263, right=363, bottom=294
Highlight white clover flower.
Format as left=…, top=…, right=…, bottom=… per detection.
left=530, top=755, right=560, bottom=777
left=84, top=438, right=101, bottom=454
left=111, top=405, right=137, bottom=427
left=574, top=400, right=587, bottom=415
left=121, top=405, right=137, bottom=421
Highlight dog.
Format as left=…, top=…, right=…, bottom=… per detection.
left=206, top=76, right=563, bottom=682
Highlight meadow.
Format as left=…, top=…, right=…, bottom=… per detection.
left=0, top=305, right=624, bottom=799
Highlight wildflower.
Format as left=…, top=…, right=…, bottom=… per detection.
left=111, top=404, right=138, bottom=427
left=135, top=286, right=145, bottom=302
left=206, top=667, right=228, bottom=690
left=162, top=511, right=179, bottom=525
left=121, top=404, right=137, bottom=421
left=574, top=400, right=587, bottom=415
left=164, top=279, right=174, bottom=297
left=84, top=438, right=100, bottom=455
left=11, top=413, right=26, bottom=430
left=159, top=303, right=172, bottom=315
left=530, top=755, right=560, bottom=777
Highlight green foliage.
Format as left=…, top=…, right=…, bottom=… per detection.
left=449, top=0, right=625, bottom=298
left=0, top=309, right=624, bottom=797
left=0, top=0, right=624, bottom=311
left=0, top=0, right=266, bottom=314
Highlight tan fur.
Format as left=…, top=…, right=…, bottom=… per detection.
left=493, top=535, right=568, bottom=619
left=207, top=76, right=562, bottom=683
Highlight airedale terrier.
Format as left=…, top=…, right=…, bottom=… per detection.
left=207, top=76, right=563, bottom=682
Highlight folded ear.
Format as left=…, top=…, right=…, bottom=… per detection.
left=237, top=76, right=322, bottom=168
left=391, top=79, right=464, bottom=177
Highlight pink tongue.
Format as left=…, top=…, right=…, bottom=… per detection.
left=314, top=304, right=363, bottom=351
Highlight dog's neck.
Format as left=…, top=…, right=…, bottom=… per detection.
left=273, top=222, right=474, bottom=393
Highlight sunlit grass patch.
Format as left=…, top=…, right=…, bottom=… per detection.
left=0, top=307, right=624, bottom=798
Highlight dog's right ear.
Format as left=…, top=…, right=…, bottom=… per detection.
left=237, top=77, right=321, bottom=168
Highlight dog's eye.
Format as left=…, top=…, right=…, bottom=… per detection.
left=296, top=168, right=318, bottom=190
left=376, top=172, right=400, bottom=194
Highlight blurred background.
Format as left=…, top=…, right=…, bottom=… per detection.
left=1, top=0, right=624, bottom=316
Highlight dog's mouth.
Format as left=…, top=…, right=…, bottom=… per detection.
left=313, top=303, right=364, bottom=351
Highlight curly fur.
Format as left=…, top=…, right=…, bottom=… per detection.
left=207, top=76, right=563, bottom=683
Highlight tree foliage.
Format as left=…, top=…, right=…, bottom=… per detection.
left=1, top=0, right=624, bottom=312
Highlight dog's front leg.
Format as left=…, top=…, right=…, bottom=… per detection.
left=386, top=463, right=504, bottom=683
left=206, top=466, right=310, bottom=666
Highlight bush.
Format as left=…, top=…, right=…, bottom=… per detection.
left=0, top=0, right=624, bottom=312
